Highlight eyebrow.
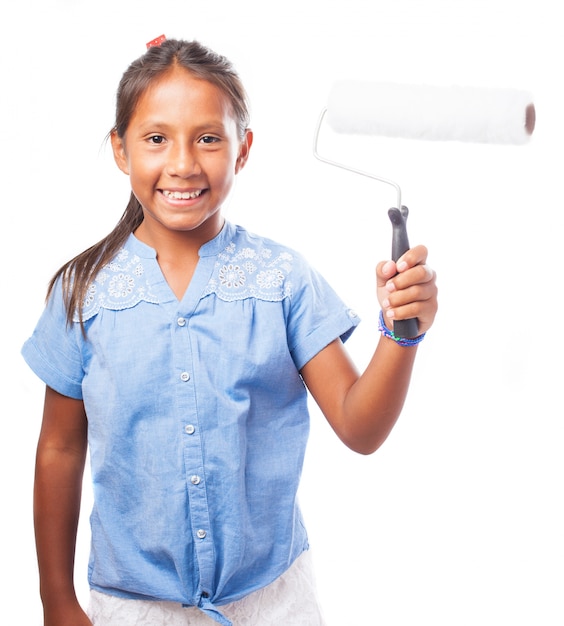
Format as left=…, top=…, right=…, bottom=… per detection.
left=136, top=118, right=232, bottom=133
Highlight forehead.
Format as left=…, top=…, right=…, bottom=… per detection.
left=132, top=66, right=234, bottom=125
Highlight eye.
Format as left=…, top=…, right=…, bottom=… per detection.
left=148, top=135, right=166, bottom=145
left=199, top=135, right=220, bottom=145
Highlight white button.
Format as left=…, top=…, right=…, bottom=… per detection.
left=197, top=529, right=207, bottom=539
left=180, top=372, right=190, bottom=382
left=177, top=317, right=187, bottom=327
left=185, top=424, right=195, bottom=435
left=191, top=475, right=201, bottom=485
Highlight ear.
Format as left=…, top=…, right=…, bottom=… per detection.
left=110, top=129, right=130, bottom=175
left=235, top=129, right=253, bottom=174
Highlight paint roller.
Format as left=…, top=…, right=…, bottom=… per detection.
left=314, top=80, right=535, bottom=338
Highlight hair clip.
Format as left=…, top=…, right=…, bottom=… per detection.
left=146, top=34, right=166, bottom=49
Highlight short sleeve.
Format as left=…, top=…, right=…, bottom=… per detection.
left=21, top=279, right=84, bottom=400
left=285, top=257, right=360, bottom=371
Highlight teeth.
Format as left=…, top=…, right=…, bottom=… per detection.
left=163, top=190, right=202, bottom=200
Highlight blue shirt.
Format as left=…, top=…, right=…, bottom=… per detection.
left=22, top=221, right=360, bottom=625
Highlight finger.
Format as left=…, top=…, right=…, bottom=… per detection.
left=376, top=260, right=397, bottom=285
left=387, top=263, right=435, bottom=292
left=385, top=277, right=438, bottom=333
left=384, top=290, right=436, bottom=322
left=396, top=244, right=429, bottom=272
left=386, top=278, right=436, bottom=308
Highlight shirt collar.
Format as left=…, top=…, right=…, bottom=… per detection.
left=126, top=220, right=236, bottom=260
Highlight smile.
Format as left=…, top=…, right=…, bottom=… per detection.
left=162, top=190, right=203, bottom=200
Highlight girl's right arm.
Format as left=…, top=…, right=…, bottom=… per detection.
left=34, top=386, right=92, bottom=626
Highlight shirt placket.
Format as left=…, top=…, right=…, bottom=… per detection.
left=174, top=313, right=215, bottom=602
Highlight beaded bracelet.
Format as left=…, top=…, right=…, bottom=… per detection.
left=378, top=310, right=426, bottom=347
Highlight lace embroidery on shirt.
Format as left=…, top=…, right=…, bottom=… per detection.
left=203, top=242, right=294, bottom=302
left=73, top=248, right=159, bottom=322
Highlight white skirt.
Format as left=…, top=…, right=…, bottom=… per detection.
left=87, top=550, right=328, bottom=625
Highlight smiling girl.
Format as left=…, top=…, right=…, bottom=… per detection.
left=22, top=38, right=437, bottom=626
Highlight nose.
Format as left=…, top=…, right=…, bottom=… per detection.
left=166, top=142, right=202, bottom=177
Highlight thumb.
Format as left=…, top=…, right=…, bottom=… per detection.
left=376, top=260, right=396, bottom=286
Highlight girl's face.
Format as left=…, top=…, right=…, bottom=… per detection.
left=111, top=67, right=252, bottom=244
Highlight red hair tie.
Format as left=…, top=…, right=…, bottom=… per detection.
left=146, top=35, right=166, bottom=49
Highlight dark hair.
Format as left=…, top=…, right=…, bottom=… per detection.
left=48, top=39, right=251, bottom=328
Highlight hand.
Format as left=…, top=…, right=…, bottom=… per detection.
left=376, top=244, right=438, bottom=335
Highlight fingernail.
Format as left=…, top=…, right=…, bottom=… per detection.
left=383, top=261, right=395, bottom=274
left=397, top=261, right=408, bottom=272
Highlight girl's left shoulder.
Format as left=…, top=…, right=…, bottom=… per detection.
left=203, top=225, right=310, bottom=303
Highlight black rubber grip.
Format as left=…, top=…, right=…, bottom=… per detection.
left=388, top=206, right=420, bottom=339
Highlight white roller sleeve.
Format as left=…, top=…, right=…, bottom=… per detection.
left=326, top=80, right=535, bottom=145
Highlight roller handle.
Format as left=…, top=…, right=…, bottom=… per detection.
left=388, top=206, right=420, bottom=339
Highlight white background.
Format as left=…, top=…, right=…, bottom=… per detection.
left=2, top=1, right=562, bottom=624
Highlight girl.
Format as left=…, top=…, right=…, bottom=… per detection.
left=22, top=38, right=438, bottom=626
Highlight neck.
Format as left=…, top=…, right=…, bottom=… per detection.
left=133, top=216, right=225, bottom=301
left=134, top=215, right=225, bottom=262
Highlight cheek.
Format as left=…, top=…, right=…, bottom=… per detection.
left=129, top=156, right=160, bottom=181
left=208, top=154, right=239, bottom=184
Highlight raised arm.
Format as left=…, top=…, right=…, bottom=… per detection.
left=301, top=245, right=437, bottom=455
left=34, top=386, right=92, bottom=626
